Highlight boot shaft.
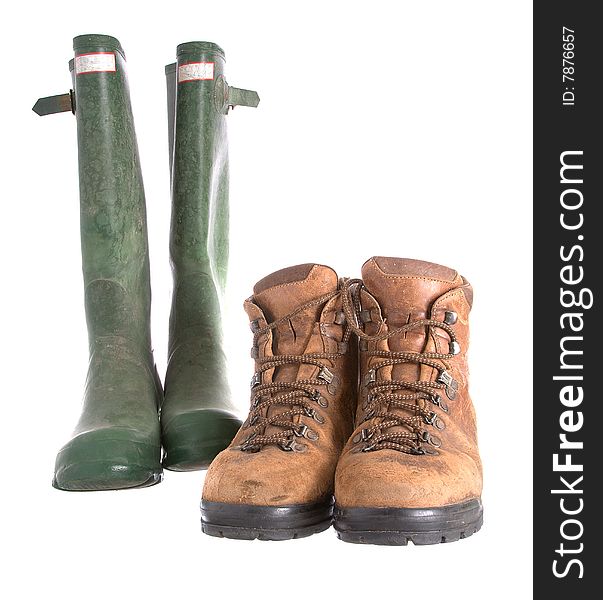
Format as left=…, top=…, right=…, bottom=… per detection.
left=169, top=41, right=229, bottom=283
left=70, top=34, right=153, bottom=352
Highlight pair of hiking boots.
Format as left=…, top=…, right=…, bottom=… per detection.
left=35, top=35, right=258, bottom=490
left=202, top=257, right=483, bottom=545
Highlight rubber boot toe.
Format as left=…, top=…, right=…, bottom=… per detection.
left=162, top=409, right=241, bottom=471
left=53, top=427, right=162, bottom=491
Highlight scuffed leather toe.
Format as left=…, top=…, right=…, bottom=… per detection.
left=335, top=448, right=482, bottom=509
left=204, top=446, right=338, bottom=506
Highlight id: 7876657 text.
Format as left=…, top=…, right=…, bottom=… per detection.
left=562, top=26, right=575, bottom=106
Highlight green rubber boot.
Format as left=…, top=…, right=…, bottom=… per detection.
left=34, top=34, right=163, bottom=491
left=161, top=42, right=259, bottom=471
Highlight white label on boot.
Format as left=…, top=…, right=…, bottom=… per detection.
left=75, top=52, right=116, bottom=75
left=178, top=62, right=214, bottom=83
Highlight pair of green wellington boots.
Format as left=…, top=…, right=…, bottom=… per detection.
left=34, top=34, right=259, bottom=490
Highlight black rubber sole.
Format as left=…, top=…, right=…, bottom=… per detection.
left=334, top=498, right=483, bottom=545
left=201, top=497, right=334, bottom=541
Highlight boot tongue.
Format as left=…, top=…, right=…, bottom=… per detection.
left=253, top=264, right=338, bottom=381
left=362, top=257, right=461, bottom=319
left=362, top=257, right=462, bottom=379
left=253, top=263, right=338, bottom=326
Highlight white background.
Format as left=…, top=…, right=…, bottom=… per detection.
left=1, top=1, right=532, bottom=598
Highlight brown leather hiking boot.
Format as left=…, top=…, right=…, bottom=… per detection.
left=334, top=257, right=483, bottom=545
left=202, top=264, right=357, bottom=540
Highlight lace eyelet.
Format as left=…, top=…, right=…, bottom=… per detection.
left=424, top=411, right=438, bottom=426
left=280, top=438, right=307, bottom=452
left=239, top=439, right=261, bottom=453
left=304, top=407, right=325, bottom=424
left=363, top=369, right=376, bottom=386
left=449, top=341, right=461, bottom=355
left=437, top=370, right=459, bottom=400
left=444, top=311, right=457, bottom=325
left=420, top=446, right=440, bottom=456
left=430, top=394, right=449, bottom=413
left=318, top=366, right=334, bottom=384
left=311, top=390, right=328, bottom=408
left=334, top=310, right=346, bottom=325
left=421, top=431, right=442, bottom=448
left=293, top=424, right=319, bottom=440
left=422, top=411, right=445, bottom=431
left=352, top=428, right=373, bottom=444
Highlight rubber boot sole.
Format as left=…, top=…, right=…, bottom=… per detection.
left=53, top=435, right=163, bottom=492
left=161, top=409, right=242, bottom=471
left=334, top=498, right=483, bottom=545
left=53, top=467, right=162, bottom=491
left=201, top=497, right=334, bottom=540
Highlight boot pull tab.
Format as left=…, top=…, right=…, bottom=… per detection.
left=32, top=90, right=75, bottom=116
left=227, top=86, right=260, bottom=109
left=214, top=74, right=259, bottom=114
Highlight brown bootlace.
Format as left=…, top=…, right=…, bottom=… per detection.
left=240, top=287, right=351, bottom=453
left=341, top=279, right=459, bottom=455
